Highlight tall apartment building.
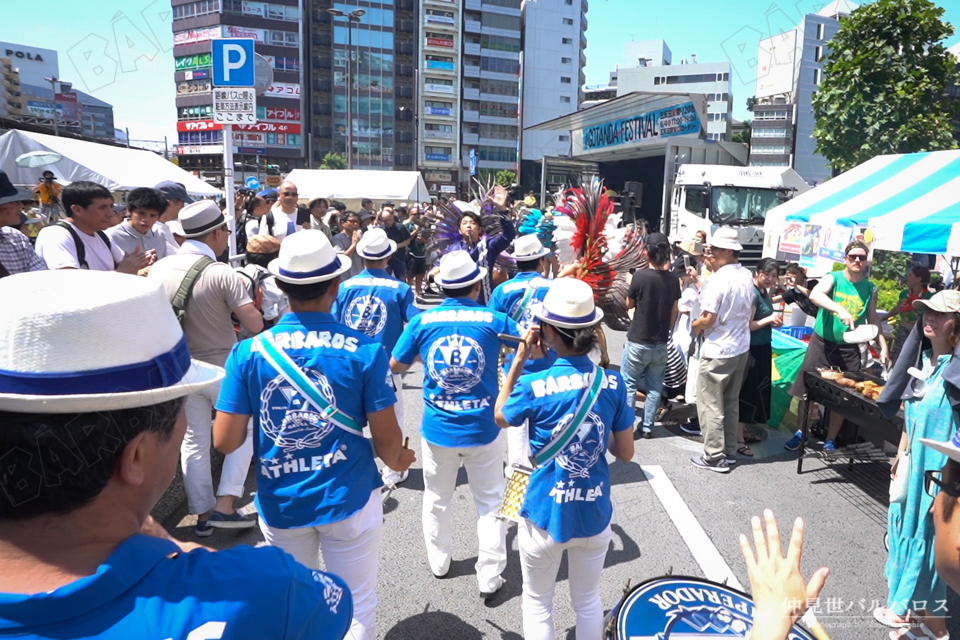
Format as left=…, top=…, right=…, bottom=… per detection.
left=519, top=0, right=588, bottom=187
left=171, top=0, right=306, bottom=187
left=305, top=0, right=418, bottom=171
left=749, top=0, right=858, bottom=184
left=417, top=0, right=461, bottom=193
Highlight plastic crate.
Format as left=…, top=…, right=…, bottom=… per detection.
left=776, top=326, right=813, bottom=340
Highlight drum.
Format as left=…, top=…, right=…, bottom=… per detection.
left=604, top=576, right=819, bottom=639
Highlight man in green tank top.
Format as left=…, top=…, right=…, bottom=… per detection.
left=785, top=240, right=888, bottom=452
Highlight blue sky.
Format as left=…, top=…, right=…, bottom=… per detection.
left=0, top=0, right=958, bottom=144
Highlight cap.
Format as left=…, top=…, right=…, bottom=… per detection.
left=646, top=232, right=670, bottom=246
left=258, top=188, right=279, bottom=201
left=154, top=181, right=194, bottom=204
left=914, top=290, right=960, bottom=314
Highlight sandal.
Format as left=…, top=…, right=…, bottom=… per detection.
left=655, top=403, right=672, bottom=422
left=737, top=445, right=754, bottom=457
left=874, top=607, right=912, bottom=629
left=890, top=623, right=949, bottom=640
left=743, top=429, right=763, bottom=444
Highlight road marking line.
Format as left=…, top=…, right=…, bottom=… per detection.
left=640, top=464, right=743, bottom=590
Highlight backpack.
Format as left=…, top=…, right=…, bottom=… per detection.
left=264, top=206, right=310, bottom=237
left=236, top=213, right=252, bottom=259
left=171, top=257, right=215, bottom=323
left=56, top=221, right=115, bottom=270
left=234, top=265, right=275, bottom=338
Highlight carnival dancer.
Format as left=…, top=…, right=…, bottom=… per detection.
left=333, top=228, right=421, bottom=487
left=488, top=233, right=557, bottom=467
left=495, top=278, right=635, bottom=640
left=214, top=230, right=415, bottom=640
left=425, top=185, right=515, bottom=305
left=0, top=270, right=353, bottom=639
left=391, top=250, right=520, bottom=600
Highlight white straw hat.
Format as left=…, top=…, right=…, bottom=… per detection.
left=509, top=234, right=551, bottom=261
left=436, top=250, right=487, bottom=288
left=356, top=228, right=397, bottom=261
left=708, top=227, right=743, bottom=251
left=534, top=278, right=604, bottom=329
left=268, top=229, right=351, bottom=285
left=179, top=200, right=226, bottom=238
left=0, top=271, right=222, bottom=413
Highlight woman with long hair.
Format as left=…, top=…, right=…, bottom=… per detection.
left=887, top=265, right=932, bottom=363
left=495, top=278, right=635, bottom=640
left=874, top=291, right=960, bottom=640
left=736, top=258, right=782, bottom=456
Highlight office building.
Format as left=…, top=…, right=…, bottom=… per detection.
left=417, top=0, right=460, bottom=193
left=0, top=57, right=22, bottom=118
left=304, top=0, right=417, bottom=173
left=172, top=0, right=306, bottom=187
left=519, top=0, right=588, bottom=187
left=749, top=0, right=858, bottom=184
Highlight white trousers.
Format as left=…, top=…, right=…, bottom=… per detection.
left=259, top=489, right=383, bottom=640
left=519, top=518, right=612, bottom=640
left=382, top=373, right=406, bottom=485
left=506, top=422, right=532, bottom=469
left=182, top=379, right=254, bottom=514
left=422, top=437, right=507, bottom=592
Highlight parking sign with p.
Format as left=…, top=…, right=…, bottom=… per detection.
left=212, top=39, right=255, bottom=87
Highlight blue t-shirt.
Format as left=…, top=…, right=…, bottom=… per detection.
left=500, top=355, right=632, bottom=543
left=216, top=312, right=396, bottom=529
left=392, top=297, right=518, bottom=447
left=488, top=271, right=557, bottom=375
left=332, top=268, right=421, bottom=357
left=0, top=534, right=352, bottom=639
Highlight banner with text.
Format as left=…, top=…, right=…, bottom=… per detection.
left=578, top=101, right=700, bottom=153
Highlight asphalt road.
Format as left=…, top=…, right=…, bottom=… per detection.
left=165, top=328, right=958, bottom=639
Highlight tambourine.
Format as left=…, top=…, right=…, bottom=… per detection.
left=604, top=576, right=825, bottom=639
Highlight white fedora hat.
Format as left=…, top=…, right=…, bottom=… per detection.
left=179, top=200, right=226, bottom=238
left=534, top=278, right=604, bottom=329
left=356, top=228, right=397, bottom=261
left=708, top=227, right=743, bottom=251
left=0, top=271, right=222, bottom=413
left=436, top=249, right=487, bottom=288
left=509, top=234, right=551, bottom=261
left=268, top=229, right=351, bottom=285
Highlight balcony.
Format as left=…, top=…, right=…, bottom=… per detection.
left=464, top=19, right=481, bottom=33
left=462, top=132, right=479, bottom=145
left=465, top=0, right=481, bottom=9
left=424, top=129, right=455, bottom=141
left=463, top=109, right=480, bottom=122
left=463, top=87, right=480, bottom=100
left=464, top=42, right=481, bottom=56
left=463, top=64, right=480, bottom=78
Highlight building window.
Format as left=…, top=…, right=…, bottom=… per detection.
left=814, top=68, right=822, bottom=85
left=559, top=134, right=569, bottom=141
left=565, top=0, right=572, bottom=4
left=480, top=56, right=520, bottom=74
left=753, top=127, right=788, bottom=138
left=562, top=37, right=573, bottom=44
left=560, top=96, right=571, bottom=103
left=560, top=77, right=571, bottom=83
left=755, top=110, right=790, bottom=120
left=563, top=17, right=573, bottom=25
left=752, top=145, right=788, bottom=154
left=814, top=46, right=823, bottom=62
left=480, top=34, right=521, bottom=52
left=561, top=57, right=572, bottom=64
left=816, top=23, right=825, bottom=40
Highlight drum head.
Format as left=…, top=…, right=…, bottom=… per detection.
left=614, top=576, right=816, bottom=639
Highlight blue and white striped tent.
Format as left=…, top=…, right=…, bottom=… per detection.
left=764, top=149, right=960, bottom=256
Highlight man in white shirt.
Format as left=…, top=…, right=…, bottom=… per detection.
left=35, top=181, right=151, bottom=273
left=689, top=227, right=754, bottom=473
left=155, top=180, right=193, bottom=250
left=107, top=187, right=177, bottom=261
left=255, top=181, right=305, bottom=241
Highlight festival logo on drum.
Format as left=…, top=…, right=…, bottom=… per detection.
left=426, top=334, right=486, bottom=393
left=344, top=295, right=388, bottom=337
left=555, top=411, right=605, bottom=479
left=259, top=369, right=338, bottom=452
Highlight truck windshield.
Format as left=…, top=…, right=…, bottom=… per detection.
left=710, top=186, right=782, bottom=225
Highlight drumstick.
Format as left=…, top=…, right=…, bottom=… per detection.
left=801, top=610, right=832, bottom=640
left=498, top=333, right=524, bottom=343
left=403, top=437, right=409, bottom=449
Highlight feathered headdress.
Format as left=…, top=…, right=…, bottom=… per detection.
left=554, top=178, right=647, bottom=331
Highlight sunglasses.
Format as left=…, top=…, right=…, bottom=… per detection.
left=282, top=191, right=298, bottom=196
left=846, top=254, right=868, bottom=262
left=925, top=469, right=960, bottom=498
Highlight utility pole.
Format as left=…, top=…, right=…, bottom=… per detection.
left=328, top=8, right=365, bottom=170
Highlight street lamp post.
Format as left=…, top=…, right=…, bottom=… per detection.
left=328, top=8, right=365, bottom=170
left=42, top=75, right=71, bottom=136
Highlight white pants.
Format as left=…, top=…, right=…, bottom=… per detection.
left=519, top=518, right=612, bottom=640
left=422, top=437, right=507, bottom=592
left=382, top=373, right=406, bottom=485
left=506, top=422, right=532, bottom=469
left=259, top=489, right=383, bottom=640
left=182, top=379, right=254, bottom=514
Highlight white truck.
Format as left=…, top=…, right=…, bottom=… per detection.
left=664, top=165, right=810, bottom=266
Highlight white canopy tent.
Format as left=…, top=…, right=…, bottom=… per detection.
left=284, top=169, right=428, bottom=209
left=0, top=129, right=220, bottom=198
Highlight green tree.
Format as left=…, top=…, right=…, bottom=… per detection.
left=494, top=170, right=516, bottom=188
left=812, top=0, right=960, bottom=174
left=319, top=152, right=347, bottom=170
left=732, top=119, right=752, bottom=144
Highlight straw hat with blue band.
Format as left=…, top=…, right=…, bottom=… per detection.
left=533, top=278, right=604, bottom=329
left=509, top=234, right=552, bottom=261
left=356, top=228, right=397, bottom=261
left=268, top=228, right=352, bottom=285
left=436, top=249, right=487, bottom=288
left=0, top=270, right=223, bottom=413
